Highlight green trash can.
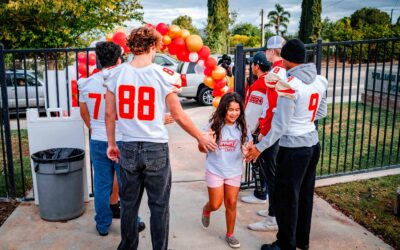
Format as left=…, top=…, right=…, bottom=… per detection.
left=31, top=148, right=85, bottom=221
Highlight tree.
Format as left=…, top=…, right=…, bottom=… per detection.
left=231, top=23, right=261, bottom=37
left=265, top=4, right=291, bottom=36
left=206, top=0, right=229, bottom=53
left=171, top=15, right=199, bottom=35
left=350, top=7, right=390, bottom=28
left=0, top=0, right=143, bottom=49
left=321, top=17, right=335, bottom=41
left=299, top=0, right=321, bottom=43
left=229, top=34, right=260, bottom=48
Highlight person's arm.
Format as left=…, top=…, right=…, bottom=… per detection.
left=166, top=93, right=217, bottom=152
left=245, top=90, right=266, bottom=134
left=105, top=90, right=119, bottom=162
left=79, top=102, right=91, bottom=130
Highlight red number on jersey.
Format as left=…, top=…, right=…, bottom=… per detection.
left=308, top=93, right=320, bottom=122
left=117, top=85, right=155, bottom=120
left=163, top=68, right=174, bottom=76
left=138, top=86, right=155, bottom=121
left=273, top=67, right=280, bottom=74
left=118, top=85, right=135, bottom=119
left=88, top=93, right=102, bottom=120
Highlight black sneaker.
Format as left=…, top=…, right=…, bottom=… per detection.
left=96, top=225, right=108, bottom=236
left=110, top=203, right=120, bottom=219
left=138, top=221, right=146, bottom=232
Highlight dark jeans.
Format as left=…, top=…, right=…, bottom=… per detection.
left=258, top=140, right=279, bottom=217
left=274, top=143, right=321, bottom=250
left=252, top=134, right=268, bottom=200
left=118, top=142, right=171, bottom=250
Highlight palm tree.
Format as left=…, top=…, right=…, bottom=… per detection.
left=265, top=4, right=291, bottom=36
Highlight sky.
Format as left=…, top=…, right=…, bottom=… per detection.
left=127, top=0, right=400, bottom=34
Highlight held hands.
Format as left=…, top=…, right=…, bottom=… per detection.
left=241, top=140, right=253, bottom=157
left=245, top=144, right=261, bottom=163
left=164, top=113, right=174, bottom=125
left=107, top=144, right=120, bottom=163
left=198, top=128, right=217, bottom=153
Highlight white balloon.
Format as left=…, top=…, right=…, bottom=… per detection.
left=194, top=64, right=205, bottom=75
left=197, top=59, right=205, bottom=67
left=189, top=52, right=199, bottom=62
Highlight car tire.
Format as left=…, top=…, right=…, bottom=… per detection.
left=197, top=87, right=213, bottom=106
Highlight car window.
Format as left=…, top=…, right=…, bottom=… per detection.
left=15, top=74, right=38, bottom=87
left=186, top=62, right=196, bottom=74
left=5, top=74, right=14, bottom=87
left=154, top=56, right=166, bottom=66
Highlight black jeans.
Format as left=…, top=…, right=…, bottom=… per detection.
left=118, top=142, right=171, bottom=250
left=274, top=143, right=321, bottom=250
left=258, top=140, right=279, bottom=216
left=252, top=134, right=268, bottom=200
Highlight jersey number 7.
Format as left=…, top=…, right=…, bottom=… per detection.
left=118, top=85, right=155, bottom=121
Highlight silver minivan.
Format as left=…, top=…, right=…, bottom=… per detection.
left=3, top=70, right=45, bottom=110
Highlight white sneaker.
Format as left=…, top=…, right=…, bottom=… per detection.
left=257, top=209, right=269, bottom=217
left=248, top=216, right=278, bottom=231
left=240, top=194, right=267, bottom=204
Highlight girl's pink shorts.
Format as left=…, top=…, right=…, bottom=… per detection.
left=205, top=170, right=242, bottom=188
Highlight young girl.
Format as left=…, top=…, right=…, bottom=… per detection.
left=200, top=92, right=252, bottom=249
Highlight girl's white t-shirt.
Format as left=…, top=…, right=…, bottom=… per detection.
left=205, top=123, right=252, bottom=178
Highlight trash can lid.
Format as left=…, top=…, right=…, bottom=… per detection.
left=31, top=148, right=84, bottom=164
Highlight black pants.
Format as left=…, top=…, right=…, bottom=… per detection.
left=118, top=142, right=171, bottom=250
left=274, top=143, right=321, bottom=250
left=258, top=140, right=279, bottom=216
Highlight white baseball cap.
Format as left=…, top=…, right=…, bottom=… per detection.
left=266, top=36, right=286, bottom=49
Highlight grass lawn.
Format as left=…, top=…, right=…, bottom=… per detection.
left=316, top=175, right=400, bottom=249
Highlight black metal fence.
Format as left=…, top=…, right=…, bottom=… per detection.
left=235, top=38, right=400, bottom=188
left=1, top=38, right=400, bottom=198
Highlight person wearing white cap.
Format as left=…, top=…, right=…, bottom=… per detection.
left=244, top=35, right=286, bottom=232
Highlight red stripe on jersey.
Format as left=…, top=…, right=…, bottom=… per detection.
left=278, top=88, right=295, bottom=94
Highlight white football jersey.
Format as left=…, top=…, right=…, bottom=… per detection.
left=104, top=63, right=181, bottom=143
left=78, top=70, right=122, bottom=142
left=276, top=75, right=328, bottom=136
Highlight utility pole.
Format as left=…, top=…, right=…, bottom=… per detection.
left=390, top=8, right=394, bottom=23
left=260, top=9, right=265, bottom=47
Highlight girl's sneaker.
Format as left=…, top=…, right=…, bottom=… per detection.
left=226, top=235, right=240, bottom=248
left=202, top=210, right=210, bottom=228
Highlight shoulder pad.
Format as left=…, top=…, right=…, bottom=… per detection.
left=264, top=72, right=281, bottom=88
left=275, top=76, right=301, bottom=100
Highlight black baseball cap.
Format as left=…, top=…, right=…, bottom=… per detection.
left=247, top=51, right=270, bottom=67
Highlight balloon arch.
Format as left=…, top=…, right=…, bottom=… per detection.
left=76, top=23, right=232, bottom=107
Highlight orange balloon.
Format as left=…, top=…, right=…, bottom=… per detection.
left=163, top=35, right=172, bottom=45
left=181, top=29, right=190, bottom=39
left=211, top=66, right=227, bottom=80
left=204, top=76, right=215, bottom=89
left=105, top=33, right=113, bottom=42
left=169, top=25, right=182, bottom=39
left=212, top=97, right=221, bottom=108
left=186, top=35, right=203, bottom=52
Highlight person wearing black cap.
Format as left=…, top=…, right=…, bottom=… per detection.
left=242, top=51, right=271, bottom=206
left=245, top=39, right=328, bottom=250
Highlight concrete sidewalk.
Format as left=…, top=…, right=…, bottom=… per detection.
left=0, top=101, right=394, bottom=250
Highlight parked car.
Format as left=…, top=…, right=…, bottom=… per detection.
left=127, top=53, right=180, bottom=72
left=177, top=62, right=213, bottom=106
left=2, top=70, right=45, bottom=110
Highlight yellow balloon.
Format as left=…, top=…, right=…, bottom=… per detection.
left=105, top=33, right=113, bottom=42
left=163, top=35, right=172, bottom=45
left=212, top=97, right=221, bottom=108
left=211, top=66, right=227, bottom=80
left=181, top=29, right=190, bottom=39
left=185, top=35, right=203, bottom=52
left=169, top=25, right=182, bottom=39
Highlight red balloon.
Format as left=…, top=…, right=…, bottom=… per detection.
left=204, top=67, right=213, bottom=76
left=214, top=78, right=227, bottom=90
left=122, top=44, right=131, bottom=54
left=205, top=57, right=217, bottom=70
left=212, top=88, right=223, bottom=97
left=171, top=38, right=186, bottom=50
left=112, top=32, right=127, bottom=47
left=77, top=52, right=86, bottom=63
left=160, top=44, right=167, bottom=52
left=145, top=23, right=155, bottom=29
left=177, top=48, right=190, bottom=61
left=168, top=44, right=177, bottom=55
left=88, top=53, right=96, bottom=66
left=78, top=63, right=87, bottom=78
left=156, top=23, right=169, bottom=36
left=198, top=46, right=211, bottom=60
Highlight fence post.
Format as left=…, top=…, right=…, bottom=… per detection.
left=0, top=43, right=16, bottom=198
left=234, top=44, right=245, bottom=98
left=316, top=38, right=323, bottom=75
